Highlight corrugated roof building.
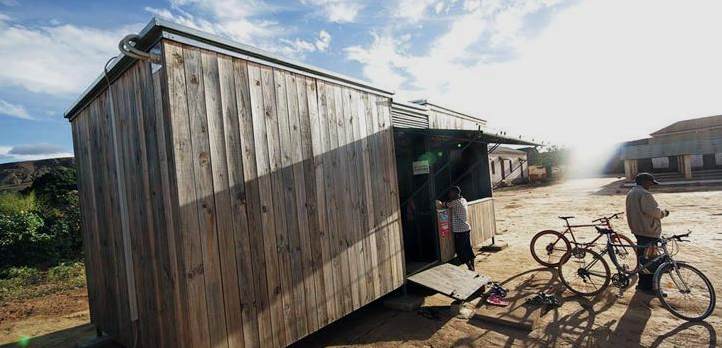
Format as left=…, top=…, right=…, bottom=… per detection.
left=620, top=115, right=722, bottom=181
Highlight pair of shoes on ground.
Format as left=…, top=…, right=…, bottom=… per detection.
left=525, top=292, right=561, bottom=307
left=485, top=283, right=510, bottom=307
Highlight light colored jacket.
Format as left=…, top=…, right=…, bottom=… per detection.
left=625, top=185, right=666, bottom=238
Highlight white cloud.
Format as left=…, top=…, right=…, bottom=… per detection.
left=347, top=0, right=722, bottom=176
left=345, top=34, right=410, bottom=91
left=0, top=143, right=73, bottom=162
left=315, top=30, right=331, bottom=51
left=0, top=18, right=141, bottom=96
left=8, top=143, right=67, bottom=155
left=145, top=6, right=278, bottom=45
left=301, top=0, right=363, bottom=23
left=393, top=0, right=436, bottom=22
left=0, top=99, right=33, bottom=120
left=462, top=0, right=480, bottom=12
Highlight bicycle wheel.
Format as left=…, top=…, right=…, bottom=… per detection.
left=610, top=234, right=639, bottom=273
left=654, top=262, right=716, bottom=321
left=558, top=249, right=611, bottom=296
left=530, top=230, right=571, bottom=267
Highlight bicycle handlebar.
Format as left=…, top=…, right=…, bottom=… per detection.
left=666, top=231, right=692, bottom=242
left=592, top=212, right=625, bottom=223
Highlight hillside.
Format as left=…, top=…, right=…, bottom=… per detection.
left=0, top=157, right=75, bottom=192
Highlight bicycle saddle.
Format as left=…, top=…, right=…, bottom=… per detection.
left=558, top=216, right=575, bottom=220
left=595, top=226, right=613, bottom=234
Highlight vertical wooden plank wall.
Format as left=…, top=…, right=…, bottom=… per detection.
left=160, top=40, right=405, bottom=347
left=468, top=198, right=497, bottom=247
left=71, top=59, right=181, bottom=348
left=72, top=38, right=405, bottom=348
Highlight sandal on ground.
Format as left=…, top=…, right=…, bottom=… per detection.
left=486, top=294, right=510, bottom=306
left=525, top=292, right=561, bottom=307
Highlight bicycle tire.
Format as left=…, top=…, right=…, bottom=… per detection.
left=530, top=230, right=571, bottom=267
left=610, top=234, right=639, bottom=273
left=654, top=262, right=716, bottom=322
left=558, top=249, right=611, bottom=296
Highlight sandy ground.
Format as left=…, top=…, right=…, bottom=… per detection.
left=1, top=177, right=720, bottom=348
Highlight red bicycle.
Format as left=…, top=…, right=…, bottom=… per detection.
left=530, top=212, right=638, bottom=270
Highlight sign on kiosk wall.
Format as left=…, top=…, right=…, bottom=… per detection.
left=412, top=160, right=430, bottom=175
left=438, top=209, right=451, bottom=237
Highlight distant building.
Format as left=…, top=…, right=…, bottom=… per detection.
left=488, top=146, right=529, bottom=185
left=620, top=115, right=722, bottom=181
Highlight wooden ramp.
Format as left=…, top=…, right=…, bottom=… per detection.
left=407, top=263, right=490, bottom=301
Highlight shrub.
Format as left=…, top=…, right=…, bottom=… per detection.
left=0, top=166, right=82, bottom=270
left=0, top=263, right=86, bottom=302
left=0, top=191, right=37, bottom=215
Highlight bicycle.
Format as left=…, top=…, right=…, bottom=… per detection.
left=558, top=229, right=716, bottom=321
left=530, top=213, right=638, bottom=271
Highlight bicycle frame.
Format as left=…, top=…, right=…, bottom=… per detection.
left=558, top=220, right=608, bottom=247
left=602, top=237, right=670, bottom=275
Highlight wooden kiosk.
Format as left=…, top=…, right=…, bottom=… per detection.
left=66, top=18, right=537, bottom=348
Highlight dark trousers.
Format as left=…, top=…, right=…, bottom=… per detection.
left=635, top=234, right=660, bottom=291
left=454, top=231, right=474, bottom=264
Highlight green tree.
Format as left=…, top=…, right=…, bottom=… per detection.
left=530, top=145, right=571, bottom=178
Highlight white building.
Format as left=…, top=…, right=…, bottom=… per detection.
left=488, top=146, right=529, bottom=185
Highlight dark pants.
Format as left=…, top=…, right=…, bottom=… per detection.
left=635, top=234, right=660, bottom=291
left=454, top=231, right=474, bottom=265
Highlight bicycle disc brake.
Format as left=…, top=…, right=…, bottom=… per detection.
left=611, top=273, right=630, bottom=288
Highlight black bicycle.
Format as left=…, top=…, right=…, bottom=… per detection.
left=558, top=228, right=716, bottom=322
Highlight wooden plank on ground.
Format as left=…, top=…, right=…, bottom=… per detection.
left=406, top=263, right=490, bottom=301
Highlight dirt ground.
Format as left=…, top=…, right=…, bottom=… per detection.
left=1, top=177, right=720, bottom=348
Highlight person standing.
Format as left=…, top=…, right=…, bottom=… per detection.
left=625, top=173, right=669, bottom=294
left=436, top=186, right=475, bottom=271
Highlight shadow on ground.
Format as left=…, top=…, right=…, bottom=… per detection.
left=0, top=324, right=123, bottom=348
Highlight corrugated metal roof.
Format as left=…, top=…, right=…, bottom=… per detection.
left=391, top=101, right=429, bottom=129
left=489, top=146, right=527, bottom=156
left=394, top=127, right=541, bottom=146
left=410, top=99, right=487, bottom=124
left=621, top=138, right=722, bottom=160
left=650, top=115, right=722, bottom=136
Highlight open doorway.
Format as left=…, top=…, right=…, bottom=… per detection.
left=395, top=132, right=439, bottom=275
left=394, top=129, right=495, bottom=275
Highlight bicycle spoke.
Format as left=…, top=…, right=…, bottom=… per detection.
left=657, top=264, right=714, bottom=320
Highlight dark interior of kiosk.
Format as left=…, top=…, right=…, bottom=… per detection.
left=394, top=129, right=493, bottom=275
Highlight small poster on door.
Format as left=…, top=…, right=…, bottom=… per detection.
left=412, top=160, right=430, bottom=175
left=438, top=209, right=450, bottom=237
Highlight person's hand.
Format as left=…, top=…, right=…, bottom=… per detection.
left=435, top=200, right=443, bottom=209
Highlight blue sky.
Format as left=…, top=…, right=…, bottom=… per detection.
left=1, top=0, right=722, bottom=167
